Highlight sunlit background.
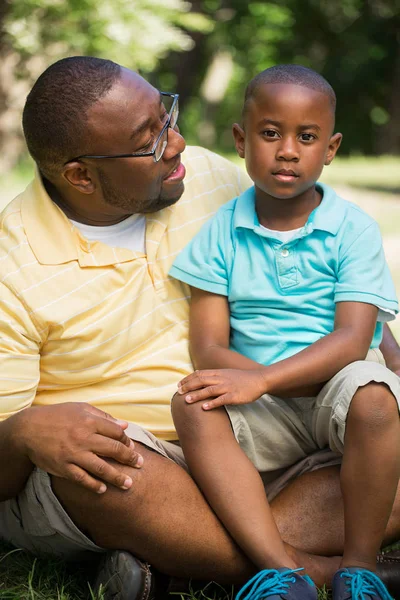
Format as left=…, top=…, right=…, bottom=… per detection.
left=0, top=3, right=399, bottom=597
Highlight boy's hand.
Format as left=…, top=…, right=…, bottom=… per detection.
left=177, top=368, right=267, bottom=409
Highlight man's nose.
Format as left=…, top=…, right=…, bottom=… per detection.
left=276, top=137, right=299, bottom=161
left=163, top=125, right=186, bottom=160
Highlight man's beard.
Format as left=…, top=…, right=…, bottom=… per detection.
left=98, top=168, right=183, bottom=215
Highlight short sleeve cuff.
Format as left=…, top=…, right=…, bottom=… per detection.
left=169, top=266, right=229, bottom=296
left=334, top=291, right=399, bottom=320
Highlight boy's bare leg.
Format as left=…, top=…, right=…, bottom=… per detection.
left=340, top=382, right=400, bottom=571
left=172, top=394, right=297, bottom=572
left=52, top=441, right=339, bottom=587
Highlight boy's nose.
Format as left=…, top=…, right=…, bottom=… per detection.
left=276, top=138, right=299, bottom=161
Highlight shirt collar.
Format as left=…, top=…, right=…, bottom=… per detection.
left=21, top=170, right=152, bottom=267
left=233, top=182, right=344, bottom=236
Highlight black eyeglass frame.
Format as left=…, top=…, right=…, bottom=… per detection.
left=66, top=92, right=179, bottom=164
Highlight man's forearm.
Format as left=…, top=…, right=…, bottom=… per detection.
left=0, top=412, right=34, bottom=501
left=380, top=323, right=400, bottom=373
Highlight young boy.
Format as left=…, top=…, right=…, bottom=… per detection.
left=169, top=65, right=400, bottom=600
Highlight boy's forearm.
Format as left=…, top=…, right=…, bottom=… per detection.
left=261, top=329, right=370, bottom=397
left=0, top=412, right=34, bottom=501
left=192, top=344, right=262, bottom=371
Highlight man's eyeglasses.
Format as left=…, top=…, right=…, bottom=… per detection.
left=67, top=92, right=179, bottom=164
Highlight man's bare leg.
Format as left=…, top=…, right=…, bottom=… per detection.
left=272, top=465, right=400, bottom=557
left=52, top=443, right=339, bottom=587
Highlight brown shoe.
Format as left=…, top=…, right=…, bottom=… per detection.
left=92, top=550, right=157, bottom=600
left=377, top=549, right=400, bottom=599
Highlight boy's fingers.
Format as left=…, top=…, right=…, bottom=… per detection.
left=202, top=394, right=231, bottom=410
left=185, top=384, right=223, bottom=403
left=178, top=371, right=220, bottom=393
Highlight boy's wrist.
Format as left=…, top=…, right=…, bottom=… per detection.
left=259, top=367, right=273, bottom=395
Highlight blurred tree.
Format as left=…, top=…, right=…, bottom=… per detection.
left=156, top=0, right=400, bottom=156
left=0, top=0, right=212, bottom=171
left=0, top=0, right=399, bottom=168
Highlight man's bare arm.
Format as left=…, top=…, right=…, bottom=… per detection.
left=0, top=412, right=34, bottom=501
left=0, top=403, right=144, bottom=502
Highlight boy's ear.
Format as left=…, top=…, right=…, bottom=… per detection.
left=232, top=123, right=245, bottom=158
left=325, top=132, right=343, bottom=165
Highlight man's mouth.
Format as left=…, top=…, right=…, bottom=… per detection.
left=164, top=161, right=186, bottom=182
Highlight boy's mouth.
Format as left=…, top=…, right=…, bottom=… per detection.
left=272, top=169, right=299, bottom=182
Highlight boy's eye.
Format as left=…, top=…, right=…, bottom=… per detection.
left=299, top=133, right=316, bottom=142
left=262, top=129, right=279, bottom=138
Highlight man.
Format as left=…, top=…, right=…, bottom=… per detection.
left=0, top=56, right=399, bottom=600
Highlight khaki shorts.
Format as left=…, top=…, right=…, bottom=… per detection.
left=226, top=350, right=400, bottom=474
left=0, top=422, right=342, bottom=559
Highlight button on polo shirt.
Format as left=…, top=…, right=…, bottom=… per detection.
left=170, top=183, right=398, bottom=367
left=0, top=146, right=251, bottom=437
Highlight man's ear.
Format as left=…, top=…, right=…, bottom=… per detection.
left=325, top=132, right=342, bottom=166
left=232, top=123, right=245, bottom=158
left=62, top=162, right=96, bottom=194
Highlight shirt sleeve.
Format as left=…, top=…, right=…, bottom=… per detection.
left=169, top=207, right=231, bottom=296
left=0, top=282, right=41, bottom=421
left=334, top=222, right=399, bottom=320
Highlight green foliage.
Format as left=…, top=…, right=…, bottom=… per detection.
left=163, top=0, right=400, bottom=155
left=4, top=0, right=212, bottom=73
left=0, top=0, right=399, bottom=165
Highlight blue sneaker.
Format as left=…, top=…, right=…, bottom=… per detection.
left=332, top=567, right=393, bottom=600
left=235, top=567, right=317, bottom=599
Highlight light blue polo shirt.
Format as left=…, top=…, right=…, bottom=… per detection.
left=170, top=183, right=398, bottom=366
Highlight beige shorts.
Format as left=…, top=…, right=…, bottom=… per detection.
left=0, top=421, right=342, bottom=560
left=226, top=350, right=400, bottom=474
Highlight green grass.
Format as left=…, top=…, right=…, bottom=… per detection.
left=0, top=542, right=100, bottom=599
left=0, top=154, right=398, bottom=598
left=0, top=541, right=333, bottom=599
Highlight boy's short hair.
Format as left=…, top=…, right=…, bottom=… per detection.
left=243, top=64, right=336, bottom=120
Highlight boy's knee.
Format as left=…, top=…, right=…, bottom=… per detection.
left=171, top=392, right=207, bottom=432
left=348, top=382, right=399, bottom=430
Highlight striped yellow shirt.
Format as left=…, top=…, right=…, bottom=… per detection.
left=0, top=146, right=251, bottom=439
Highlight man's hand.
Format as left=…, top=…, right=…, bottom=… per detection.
left=177, top=368, right=267, bottom=410
left=17, top=403, right=143, bottom=494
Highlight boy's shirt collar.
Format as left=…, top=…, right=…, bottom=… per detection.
left=233, top=182, right=344, bottom=238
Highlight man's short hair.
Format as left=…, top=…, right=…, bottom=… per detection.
left=22, top=56, right=121, bottom=180
left=243, top=64, right=336, bottom=120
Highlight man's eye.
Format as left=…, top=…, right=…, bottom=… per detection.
left=300, top=133, right=316, bottom=142
left=137, top=138, right=153, bottom=152
left=263, top=130, right=279, bottom=138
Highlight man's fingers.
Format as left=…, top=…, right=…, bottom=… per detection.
left=91, top=434, right=143, bottom=469
left=91, top=414, right=132, bottom=448
left=64, top=463, right=108, bottom=494
left=77, top=452, right=135, bottom=491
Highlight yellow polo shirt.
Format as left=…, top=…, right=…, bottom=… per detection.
left=0, top=146, right=250, bottom=439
